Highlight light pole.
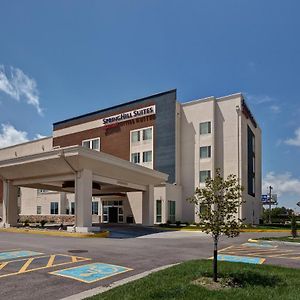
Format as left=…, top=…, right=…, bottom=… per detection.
left=268, top=186, right=273, bottom=224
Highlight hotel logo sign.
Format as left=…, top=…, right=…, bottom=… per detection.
left=100, top=105, right=156, bottom=127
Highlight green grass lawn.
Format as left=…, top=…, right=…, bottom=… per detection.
left=87, top=260, right=300, bottom=300
left=259, top=236, right=300, bottom=243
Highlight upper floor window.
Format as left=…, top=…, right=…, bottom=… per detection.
left=200, top=146, right=211, bottom=159
left=143, top=151, right=152, bottom=163
left=82, top=138, right=100, bottom=151
left=131, top=152, right=140, bottom=164
left=143, top=128, right=152, bottom=140
left=200, top=122, right=211, bottom=135
left=199, top=170, right=211, bottom=183
left=131, top=131, right=140, bottom=143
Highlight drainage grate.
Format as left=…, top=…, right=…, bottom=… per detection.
left=68, top=250, right=88, bottom=254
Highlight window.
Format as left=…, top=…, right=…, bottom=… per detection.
left=37, top=206, right=41, bottom=215
left=200, top=122, right=211, bottom=135
left=50, top=202, right=59, bottom=215
left=200, top=146, right=211, bottom=158
left=92, top=202, right=99, bottom=215
left=156, top=200, right=162, bottom=223
left=131, top=131, right=140, bottom=143
left=168, top=201, right=176, bottom=223
left=143, top=151, right=152, bottom=163
left=199, top=170, right=211, bottom=183
left=143, top=128, right=152, bottom=140
left=247, top=126, right=255, bottom=196
left=131, top=152, right=140, bottom=164
left=92, top=139, right=100, bottom=150
left=82, top=138, right=100, bottom=151
left=38, top=189, right=49, bottom=194
left=71, top=202, right=75, bottom=215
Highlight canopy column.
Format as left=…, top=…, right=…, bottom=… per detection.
left=142, top=184, right=154, bottom=226
left=1, top=180, right=18, bottom=227
left=74, top=169, right=98, bottom=232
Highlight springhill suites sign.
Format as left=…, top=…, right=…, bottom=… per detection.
left=100, top=105, right=156, bottom=127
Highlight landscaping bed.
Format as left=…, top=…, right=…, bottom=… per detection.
left=87, top=259, right=300, bottom=300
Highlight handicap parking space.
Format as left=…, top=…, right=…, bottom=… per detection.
left=216, top=254, right=265, bottom=264
left=0, top=251, right=92, bottom=279
left=0, top=248, right=133, bottom=286
left=219, top=242, right=300, bottom=262
left=51, top=262, right=132, bottom=283
left=0, top=250, right=43, bottom=261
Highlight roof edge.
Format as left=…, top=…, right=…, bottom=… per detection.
left=53, top=89, right=177, bottom=127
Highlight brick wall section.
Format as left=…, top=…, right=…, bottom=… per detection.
left=53, top=114, right=156, bottom=162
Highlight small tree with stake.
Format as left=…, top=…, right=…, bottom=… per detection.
left=188, top=169, right=244, bottom=282
left=291, top=214, right=297, bottom=238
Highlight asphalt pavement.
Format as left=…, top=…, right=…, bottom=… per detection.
left=0, top=226, right=297, bottom=300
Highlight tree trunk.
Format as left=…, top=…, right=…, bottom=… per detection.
left=213, top=235, right=218, bottom=282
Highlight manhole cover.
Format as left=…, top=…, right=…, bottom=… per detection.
left=68, top=250, right=88, bottom=254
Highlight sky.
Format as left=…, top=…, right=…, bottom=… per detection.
left=0, top=0, right=300, bottom=211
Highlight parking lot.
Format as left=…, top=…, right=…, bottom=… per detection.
left=0, top=227, right=298, bottom=300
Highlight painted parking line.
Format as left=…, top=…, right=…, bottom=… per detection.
left=0, top=250, right=43, bottom=261
left=242, top=242, right=276, bottom=248
left=50, top=263, right=133, bottom=283
left=0, top=254, right=91, bottom=279
left=219, top=244, right=300, bottom=260
left=216, top=254, right=265, bottom=264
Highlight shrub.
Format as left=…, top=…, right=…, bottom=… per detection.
left=23, top=219, right=30, bottom=227
left=175, top=221, right=181, bottom=227
left=40, top=220, right=47, bottom=228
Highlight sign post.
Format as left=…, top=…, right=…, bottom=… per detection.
left=268, top=186, right=273, bottom=224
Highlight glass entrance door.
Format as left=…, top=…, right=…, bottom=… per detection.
left=102, top=200, right=124, bottom=223
left=108, top=207, right=118, bottom=223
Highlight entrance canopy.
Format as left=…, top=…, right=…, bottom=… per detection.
left=0, top=146, right=168, bottom=192
left=0, top=146, right=168, bottom=231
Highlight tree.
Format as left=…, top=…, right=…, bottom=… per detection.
left=291, top=214, right=298, bottom=238
left=188, top=169, right=244, bottom=282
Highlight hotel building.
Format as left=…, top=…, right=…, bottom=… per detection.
left=0, top=90, right=262, bottom=231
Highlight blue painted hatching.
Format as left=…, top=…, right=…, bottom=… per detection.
left=217, top=254, right=264, bottom=264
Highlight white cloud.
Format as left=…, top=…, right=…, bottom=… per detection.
left=270, top=105, right=281, bottom=113
left=285, top=127, right=300, bottom=146
left=246, top=94, right=274, bottom=104
left=0, top=65, right=43, bottom=115
left=0, top=123, right=46, bottom=149
left=0, top=124, right=29, bottom=148
left=35, top=134, right=47, bottom=139
left=263, top=172, right=300, bottom=197
left=245, top=93, right=281, bottom=114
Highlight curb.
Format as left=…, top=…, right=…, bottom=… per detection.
left=0, top=228, right=109, bottom=238
left=60, top=263, right=178, bottom=300
left=248, top=238, right=300, bottom=247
